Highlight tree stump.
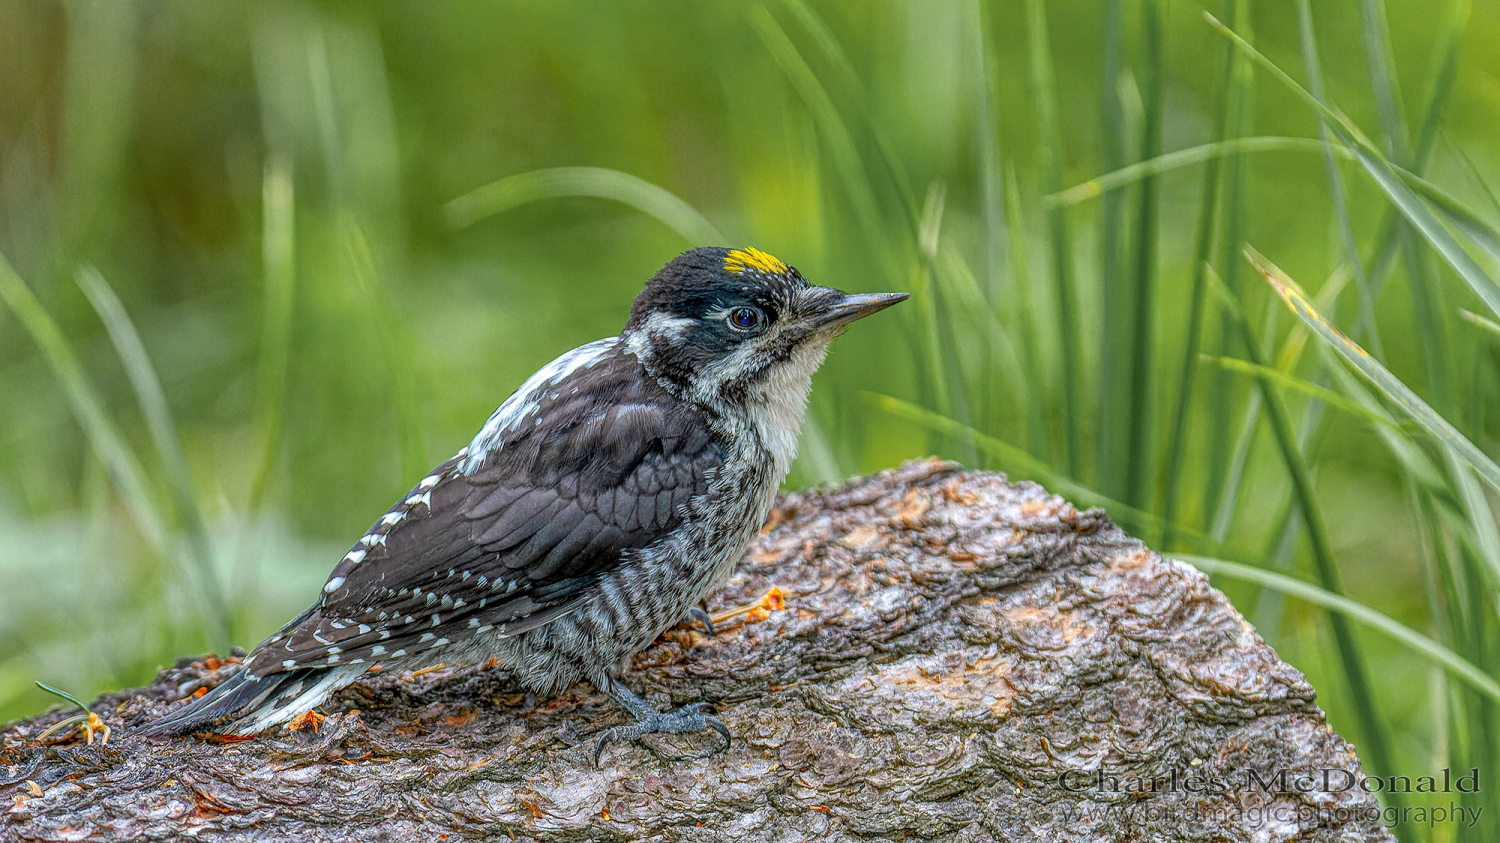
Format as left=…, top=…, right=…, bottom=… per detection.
left=2, top=459, right=1393, bottom=841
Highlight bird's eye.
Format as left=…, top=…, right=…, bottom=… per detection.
left=728, top=306, right=763, bottom=331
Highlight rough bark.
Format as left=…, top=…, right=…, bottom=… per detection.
left=2, top=459, right=1393, bottom=842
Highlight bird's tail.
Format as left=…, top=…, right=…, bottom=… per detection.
left=139, top=664, right=361, bottom=737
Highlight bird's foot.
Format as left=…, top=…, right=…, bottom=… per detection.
left=683, top=605, right=715, bottom=637
left=593, top=701, right=730, bottom=766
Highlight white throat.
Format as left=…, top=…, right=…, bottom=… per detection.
left=744, top=338, right=830, bottom=481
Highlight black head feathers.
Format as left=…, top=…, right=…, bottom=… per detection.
left=626, top=247, right=809, bottom=331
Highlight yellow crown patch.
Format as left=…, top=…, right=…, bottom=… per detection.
left=723, top=247, right=788, bottom=276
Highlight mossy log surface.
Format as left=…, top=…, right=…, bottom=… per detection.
left=2, top=459, right=1391, bottom=842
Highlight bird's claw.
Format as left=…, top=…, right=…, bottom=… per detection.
left=686, top=606, right=715, bottom=637
left=592, top=701, right=731, bottom=766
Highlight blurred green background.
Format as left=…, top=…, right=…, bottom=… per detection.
left=4, top=1, right=1500, bottom=838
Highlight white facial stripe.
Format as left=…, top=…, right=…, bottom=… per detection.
left=624, top=312, right=695, bottom=361
left=644, top=312, right=696, bottom=338
left=461, top=337, right=618, bottom=474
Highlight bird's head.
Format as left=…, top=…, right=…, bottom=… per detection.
left=623, top=247, right=907, bottom=412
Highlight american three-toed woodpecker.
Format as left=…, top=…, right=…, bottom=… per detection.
left=143, top=246, right=907, bottom=758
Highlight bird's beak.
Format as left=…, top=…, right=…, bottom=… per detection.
left=814, top=291, right=910, bottom=329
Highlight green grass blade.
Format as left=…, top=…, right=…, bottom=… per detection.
left=1208, top=390, right=1261, bottom=542
left=1096, top=0, right=1128, bottom=495
left=778, top=0, right=920, bottom=226
left=1412, top=0, right=1470, bottom=168
left=1206, top=256, right=1340, bottom=545
left=1358, top=0, right=1460, bottom=415
left=249, top=155, right=297, bottom=512
left=1447, top=131, right=1500, bottom=221
left=1324, top=360, right=1448, bottom=491
left=1448, top=450, right=1500, bottom=599
left=444, top=166, right=727, bottom=247
left=1203, top=13, right=1368, bottom=146
left=1345, top=0, right=1472, bottom=326
left=75, top=266, right=230, bottom=645
left=1214, top=254, right=1395, bottom=782
left=874, top=393, right=1269, bottom=567
left=1123, top=0, right=1163, bottom=509
left=914, top=181, right=961, bottom=441
left=1251, top=249, right=1500, bottom=494
left=1202, top=0, right=1256, bottom=537
left=1461, top=309, right=1500, bottom=339
left=1003, top=167, right=1052, bottom=459
left=748, top=4, right=902, bottom=279
left=1296, top=0, right=1381, bottom=353
left=1410, top=483, right=1468, bottom=652
left=925, top=246, right=1030, bottom=455
left=1240, top=261, right=1358, bottom=637
left=795, top=414, right=843, bottom=487
left=1024, top=0, right=1080, bottom=476
left=775, top=0, right=865, bottom=113
left=1247, top=398, right=1327, bottom=641
left=872, top=393, right=1235, bottom=555
left=1359, top=0, right=1411, bottom=162
left=1177, top=555, right=1500, bottom=705
left=1201, top=355, right=1405, bottom=433
left=1206, top=247, right=1350, bottom=552
left=1208, top=11, right=1500, bottom=320
left=969, top=0, right=1003, bottom=310
left=1392, top=164, right=1500, bottom=263
left=35, top=681, right=92, bottom=713
left=872, top=393, right=1153, bottom=528
left=1048, top=137, right=1346, bottom=207
left=1397, top=228, right=1457, bottom=410
left=0, top=251, right=166, bottom=552
left=1160, top=2, right=1239, bottom=550
left=342, top=219, right=426, bottom=482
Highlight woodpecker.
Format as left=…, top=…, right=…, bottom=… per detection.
left=142, top=246, right=906, bottom=761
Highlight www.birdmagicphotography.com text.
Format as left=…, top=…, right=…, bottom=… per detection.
left=1063, top=799, right=1484, bottom=832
